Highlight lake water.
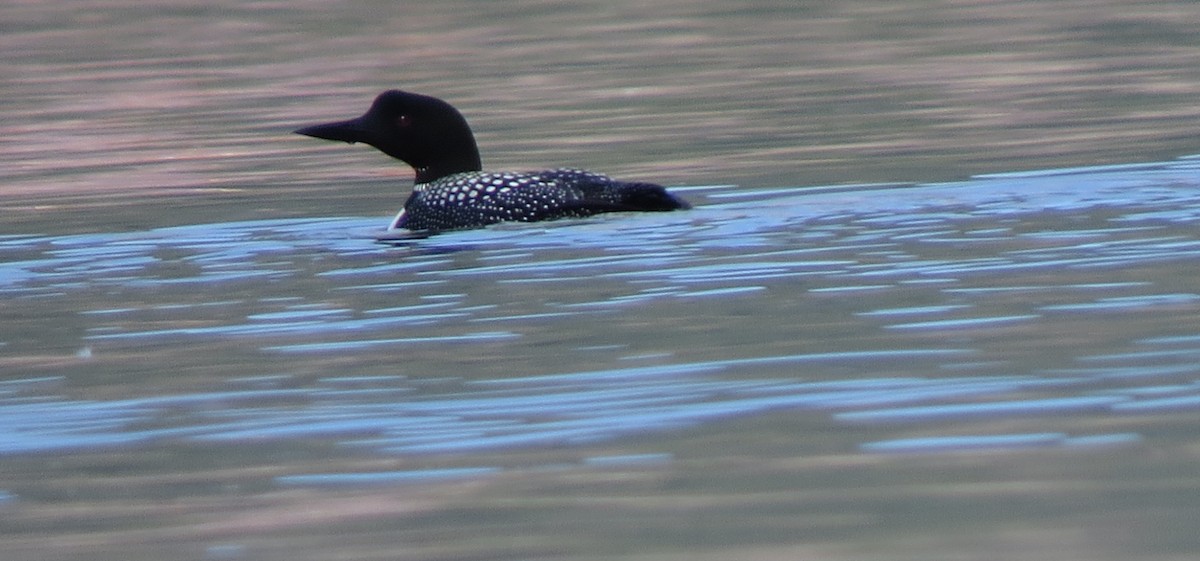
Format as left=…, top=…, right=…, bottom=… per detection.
left=4, top=2, right=1200, bottom=560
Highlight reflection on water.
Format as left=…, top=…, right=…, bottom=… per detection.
left=4, top=159, right=1200, bottom=558
left=8, top=1, right=1200, bottom=235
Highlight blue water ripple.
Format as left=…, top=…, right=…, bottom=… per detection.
left=275, top=467, right=501, bottom=487
left=1, top=157, right=1199, bottom=479
left=835, top=396, right=1125, bottom=424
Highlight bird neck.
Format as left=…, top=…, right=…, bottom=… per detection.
left=413, top=139, right=483, bottom=184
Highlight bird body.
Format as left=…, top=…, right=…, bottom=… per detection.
left=296, top=90, right=688, bottom=233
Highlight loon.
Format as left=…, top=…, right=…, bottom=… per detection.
left=295, top=89, right=690, bottom=232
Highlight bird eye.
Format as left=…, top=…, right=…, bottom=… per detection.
left=397, top=115, right=412, bottom=128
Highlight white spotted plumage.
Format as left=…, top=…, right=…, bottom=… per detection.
left=391, top=168, right=649, bottom=232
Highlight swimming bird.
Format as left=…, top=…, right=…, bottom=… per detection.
left=295, top=90, right=690, bottom=233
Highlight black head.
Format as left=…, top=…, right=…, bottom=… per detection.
left=295, top=90, right=483, bottom=184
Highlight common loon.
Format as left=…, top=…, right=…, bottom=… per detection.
left=295, top=90, right=689, bottom=233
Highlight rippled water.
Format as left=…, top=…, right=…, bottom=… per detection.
left=7, top=2, right=1200, bottom=560
left=6, top=158, right=1200, bottom=558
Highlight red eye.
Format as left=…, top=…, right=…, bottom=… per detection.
left=397, top=115, right=412, bottom=128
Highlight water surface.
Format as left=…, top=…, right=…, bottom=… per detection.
left=4, top=2, right=1200, bottom=561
